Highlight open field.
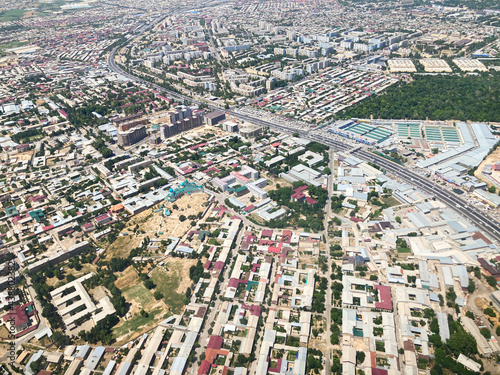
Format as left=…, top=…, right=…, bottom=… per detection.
left=475, top=145, right=500, bottom=188
left=106, top=192, right=208, bottom=258
left=397, top=247, right=412, bottom=253
left=122, top=283, right=154, bottom=309
left=163, top=192, right=209, bottom=238
left=381, top=196, right=401, bottom=207
left=151, top=257, right=198, bottom=314
left=115, top=265, right=140, bottom=289
left=0, top=9, right=28, bottom=22
left=249, top=213, right=266, bottom=224
left=45, top=263, right=97, bottom=287
left=112, top=307, right=164, bottom=345
left=113, top=266, right=167, bottom=344
left=106, top=234, right=143, bottom=259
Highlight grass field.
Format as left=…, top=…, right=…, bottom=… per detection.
left=113, top=266, right=169, bottom=343
left=151, top=265, right=188, bottom=314
left=0, top=41, right=29, bottom=51
left=397, top=247, right=412, bottom=253
left=0, top=9, right=27, bottom=22
left=122, top=283, right=154, bottom=309
left=381, top=196, right=401, bottom=207
left=249, top=213, right=266, bottom=224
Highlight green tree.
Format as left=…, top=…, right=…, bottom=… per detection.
left=144, top=279, right=156, bottom=289
left=446, top=331, right=477, bottom=357
left=154, top=291, right=164, bottom=300
left=467, top=279, right=475, bottom=294
left=356, top=351, right=365, bottom=364
left=480, top=327, right=491, bottom=339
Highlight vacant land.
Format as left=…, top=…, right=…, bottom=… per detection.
left=106, top=192, right=208, bottom=258
left=45, top=263, right=97, bottom=287
left=113, top=266, right=167, bottom=344
left=106, top=234, right=143, bottom=259
left=475, top=145, right=500, bottom=188
left=113, top=307, right=164, bottom=345
left=0, top=149, right=32, bottom=162
left=0, top=9, right=27, bottom=22
left=163, top=192, right=209, bottom=237
left=0, top=325, right=9, bottom=339
left=151, top=257, right=198, bottom=314
left=123, top=283, right=154, bottom=310
left=381, top=196, right=401, bottom=207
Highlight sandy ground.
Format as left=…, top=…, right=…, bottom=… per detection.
left=1, top=150, right=33, bottom=162
left=167, top=257, right=198, bottom=294
left=107, top=192, right=208, bottom=258
left=475, top=145, right=500, bottom=186
left=475, top=297, right=500, bottom=329
left=89, top=285, right=109, bottom=301
left=113, top=266, right=167, bottom=344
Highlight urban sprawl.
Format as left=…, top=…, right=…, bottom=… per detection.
left=0, top=1, right=500, bottom=375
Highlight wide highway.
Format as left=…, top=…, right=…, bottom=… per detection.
left=330, top=139, right=500, bottom=244
left=107, top=48, right=500, bottom=245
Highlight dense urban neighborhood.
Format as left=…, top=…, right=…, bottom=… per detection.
left=0, top=1, right=500, bottom=375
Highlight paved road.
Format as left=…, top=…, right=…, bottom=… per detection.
left=322, top=149, right=336, bottom=374
left=188, top=223, right=245, bottom=375
left=351, top=147, right=500, bottom=244
left=306, top=133, right=500, bottom=245
left=107, top=31, right=500, bottom=249
left=14, top=284, right=49, bottom=349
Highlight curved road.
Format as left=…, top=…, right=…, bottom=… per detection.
left=107, top=47, right=500, bottom=245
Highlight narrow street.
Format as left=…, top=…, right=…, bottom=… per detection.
left=322, top=148, right=336, bottom=374
left=189, top=225, right=245, bottom=374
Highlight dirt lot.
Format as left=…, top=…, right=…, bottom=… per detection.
left=106, top=192, right=208, bottom=259
left=115, top=265, right=141, bottom=290
left=475, top=145, right=500, bottom=187
left=0, top=325, right=9, bottom=339
left=113, top=266, right=167, bottom=344
left=298, top=252, right=320, bottom=269
left=89, top=285, right=109, bottom=301
left=0, top=150, right=33, bottom=163
left=163, top=192, right=208, bottom=237
left=475, top=297, right=500, bottom=329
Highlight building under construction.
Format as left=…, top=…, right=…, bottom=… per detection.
left=117, top=126, right=147, bottom=146
left=159, top=108, right=203, bottom=139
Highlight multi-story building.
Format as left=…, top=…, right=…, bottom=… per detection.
left=117, top=126, right=147, bottom=146
left=160, top=116, right=203, bottom=139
